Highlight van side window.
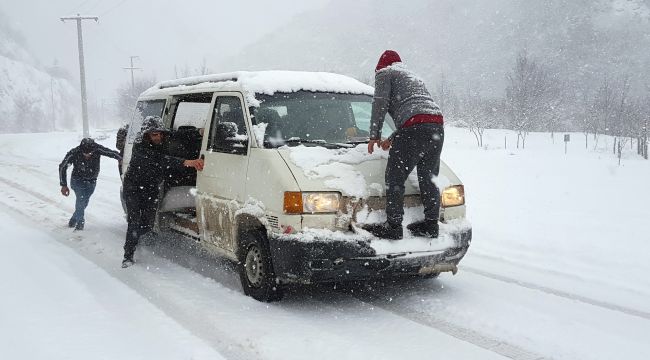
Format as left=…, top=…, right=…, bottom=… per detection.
left=207, top=96, right=248, bottom=155
left=170, top=93, right=213, bottom=130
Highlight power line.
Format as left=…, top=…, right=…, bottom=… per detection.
left=100, top=0, right=130, bottom=17
left=93, top=25, right=131, bottom=57
left=66, top=0, right=102, bottom=15
left=66, top=0, right=93, bottom=14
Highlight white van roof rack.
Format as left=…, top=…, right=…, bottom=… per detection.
left=142, top=71, right=375, bottom=101
left=157, top=73, right=239, bottom=90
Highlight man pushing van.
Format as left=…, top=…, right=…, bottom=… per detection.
left=121, top=116, right=204, bottom=268
left=364, top=50, right=445, bottom=240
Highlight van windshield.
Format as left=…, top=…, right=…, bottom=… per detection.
left=252, top=91, right=395, bottom=148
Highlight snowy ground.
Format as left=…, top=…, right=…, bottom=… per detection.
left=0, top=127, right=648, bottom=360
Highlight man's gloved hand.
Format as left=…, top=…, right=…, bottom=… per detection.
left=367, top=139, right=381, bottom=154
left=61, top=186, right=70, bottom=196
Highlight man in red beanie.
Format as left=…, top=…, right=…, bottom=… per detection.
left=363, top=50, right=444, bottom=240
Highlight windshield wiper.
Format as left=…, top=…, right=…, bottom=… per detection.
left=265, top=137, right=351, bottom=149
left=345, top=137, right=371, bottom=144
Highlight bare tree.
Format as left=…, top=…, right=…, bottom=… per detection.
left=457, top=86, right=498, bottom=147
left=588, top=75, right=617, bottom=149
left=505, top=51, right=560, bottom=148
left=198, top=57, right=210, bottom=75
left=174, top=59, right=211, bottom=78
left=435, top=72, right=459, bottom=120
left=116, top=76, right=157, bottom=123
left=13, top=93, right=45, bottom=132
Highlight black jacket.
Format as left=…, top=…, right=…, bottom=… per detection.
left=123, top=141, right=185, bottom=188
left=59, top=143, right=122, bottom=186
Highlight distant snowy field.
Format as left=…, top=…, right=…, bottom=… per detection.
left=443, top=128, right=650, bottom=310
left=0, top=126, right=648, bottom=360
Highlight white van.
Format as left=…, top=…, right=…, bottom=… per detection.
left=122, top=71, right=472, bottom=301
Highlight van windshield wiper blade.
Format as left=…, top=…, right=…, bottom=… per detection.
left=277, top=137, right=352, bottom=149
left=345, top=138, right=370, bottom=144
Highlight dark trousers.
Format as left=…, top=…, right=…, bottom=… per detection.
left=385, top=123, right=444, bottom=225
left=70, top=177, right=97, bottom=224
left=123, top=183, right=159, bottom=259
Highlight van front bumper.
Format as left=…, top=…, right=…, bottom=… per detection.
left=267, top=227, right=472, bottom=284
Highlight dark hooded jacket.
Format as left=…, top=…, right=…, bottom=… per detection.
left=59, top=141, right=122, bottom=186
left=123, top=140, right=185, bottom=188
left=123, top=115, right=202, bottom=188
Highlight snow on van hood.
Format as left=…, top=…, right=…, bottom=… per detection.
left=281, top=144, right=390, bottom=198
left=281, top=144, right=454, bottom=199
left=142, top=71, right=374, bottom=107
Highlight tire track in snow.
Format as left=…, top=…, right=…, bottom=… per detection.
left=0, top=176, right=259, bottom=360
left=0, top=177, right=543, bottom=360
left=3, top=157, right=647, bottom=359
left=462, top=266, right=650, bottom=321
left=356, top=294, right=549, bottom=360
left=0, top=158, right=122, bottom=185
left=0, top=173, right=70, bottom=210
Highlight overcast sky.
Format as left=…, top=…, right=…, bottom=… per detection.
left=2, top=0, right=328, bottom=101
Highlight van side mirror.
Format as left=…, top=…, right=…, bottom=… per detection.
left=215, top=122, right=248, bottom=154
left=216, top=122, right=237, bottom=139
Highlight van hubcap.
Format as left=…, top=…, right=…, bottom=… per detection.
left=245, top=245, right=264, bottom=287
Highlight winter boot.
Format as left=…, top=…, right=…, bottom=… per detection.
left=407, top=220, right=439, bottom=238
left=361, top=222, right=403, bottom=240
left=75, top=221, right=84, bottom=231
left=68, top=218, right=77, bottom=228
left=121, top=256, right=134, bottom=268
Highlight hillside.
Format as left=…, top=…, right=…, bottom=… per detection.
left=220, top=0, right=650, bottom=96
left=0, top=10, right=79, bottom=133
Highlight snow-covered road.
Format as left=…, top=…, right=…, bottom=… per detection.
left=0, top=129, right=648, bottom=360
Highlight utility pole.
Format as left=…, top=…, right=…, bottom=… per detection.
left=50, top=77, right=55, bottom=131
left=123, top=56, right=142, bottom=91
left=100, top=99, right=105, bottom=128
left=60, top=14, right=98, bottom=138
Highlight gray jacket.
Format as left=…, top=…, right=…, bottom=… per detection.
left=369, top=63, right=441, bottom=139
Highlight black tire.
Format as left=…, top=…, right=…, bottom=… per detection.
left=237, top=229, right=284, bottom=302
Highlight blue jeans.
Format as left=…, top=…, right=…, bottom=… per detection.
left=70, top=177, right=97, bottom=224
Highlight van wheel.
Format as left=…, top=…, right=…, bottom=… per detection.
left=238, top=229, right=284, bottom=302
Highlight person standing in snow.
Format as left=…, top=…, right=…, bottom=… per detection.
left=121, top=116, right=204, bottom=268
left=363, top=50, right=445, bottom=240
left=59, top=138, right=122, bottom=230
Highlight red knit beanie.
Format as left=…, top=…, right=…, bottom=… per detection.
left=375, top=50, right=402, bottom=72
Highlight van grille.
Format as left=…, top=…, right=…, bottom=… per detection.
left=266, top=215, right=279, bottom=229
left=339, top=195, right=422, bottom=220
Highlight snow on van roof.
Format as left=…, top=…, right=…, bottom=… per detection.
left=142, top=71, right=374, bottom=106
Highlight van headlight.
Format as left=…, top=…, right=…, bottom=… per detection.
left=284, top=192, right=340, bottom=214
left=441, top=185, right=465, bottom=207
